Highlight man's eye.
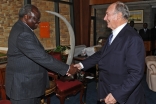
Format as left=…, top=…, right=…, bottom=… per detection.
left=34, top=17, right=39, bottom=22
left=33, top=17, right=37, bottom=20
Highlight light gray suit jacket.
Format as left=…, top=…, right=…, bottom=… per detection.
left=5, top=20, right=69, bottom=100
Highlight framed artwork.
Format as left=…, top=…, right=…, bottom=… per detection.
left=128, top=10, right=143, bottom=23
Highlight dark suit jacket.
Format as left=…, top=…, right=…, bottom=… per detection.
left=81, top=24, right=145, bottom=104
left=139, top=28, right=151, bottom=41
left=5, top=20, right=69, bottom=100
left=151, top=27, right=156, bottom=40
left=133, top=27, right=137, bottom=32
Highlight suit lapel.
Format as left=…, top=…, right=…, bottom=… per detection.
left=33, top=32, right=44, bottom=49
left=101, top=36, right=121, bottom=58
left=101, top=24, right=128, bottom=57
left=20, top=20, right=44, bottom=49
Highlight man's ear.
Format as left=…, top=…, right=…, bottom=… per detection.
left=117, top=12, right=122, bottom=19
left=22, top=15, right=28, bottom=23
left=24, top=15, right=28, bottom=20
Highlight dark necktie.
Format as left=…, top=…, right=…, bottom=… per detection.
left=108, top=34, right=113, bottom=46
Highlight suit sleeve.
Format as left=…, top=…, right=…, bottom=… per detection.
left=16, top=32, right=69, bottom=76
left=81, top=46, right=105, bottom=71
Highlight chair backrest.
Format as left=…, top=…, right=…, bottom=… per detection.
left=146, top=56, right=156, bottom=92
left=0, top=67, right=7, bottom=99
left=48, top=52, right=62, bottom=61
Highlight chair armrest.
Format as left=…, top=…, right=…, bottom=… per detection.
left=48, top=71, right=58, bottom=80
left=146, top=56, right=156, bottom=73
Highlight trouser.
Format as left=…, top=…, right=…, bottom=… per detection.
left=97, top=101, right=106, bottom=104
left=10, top=97, right=41, bottom=104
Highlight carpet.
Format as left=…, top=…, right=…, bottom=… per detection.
left=142, top=74, right=156, bottom=104
left=50, top=74, right=156, bottom=104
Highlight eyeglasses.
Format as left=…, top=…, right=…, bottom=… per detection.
left=29, top=12, right=40, bottom=23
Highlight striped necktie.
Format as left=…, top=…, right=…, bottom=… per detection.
left=108, top=34, right=113, bottom=46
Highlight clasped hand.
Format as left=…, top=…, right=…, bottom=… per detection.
left=66, top=64, right=80, bottom=76
left=66, top=63, right=83, bottom=76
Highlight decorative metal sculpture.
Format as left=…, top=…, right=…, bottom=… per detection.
left=46, top=11, right=75, bottom=65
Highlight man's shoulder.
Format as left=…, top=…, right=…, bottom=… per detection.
left=11, top=20, right=25, bottom=30
left=13, top=20, right=32, bottom=33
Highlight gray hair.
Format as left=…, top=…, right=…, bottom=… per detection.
left=114, top=1, right=130, bottom=20
left=19, top=4, right=32, bottom=18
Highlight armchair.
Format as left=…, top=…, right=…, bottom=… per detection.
left=145, top=56, right=156, bottom=92
left=48, top=72, right=84, bottom=104
left=0, top=65, right=7, bottom=100
left=0, top=100, right=11, bottom=104
left=47, top=52, right=84, bottom=104
left=0, top=64, right=11, bottom=104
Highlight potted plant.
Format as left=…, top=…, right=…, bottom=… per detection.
left=53, top=45, right=70, bottom=55
left=46, top=45, right=70, bottom=62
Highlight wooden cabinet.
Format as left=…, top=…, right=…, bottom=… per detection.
left=144, top=41, right=156, bottom=56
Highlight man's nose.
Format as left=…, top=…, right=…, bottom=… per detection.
left=38, top=21, right=41, bottom=24
left=104, top=16, right=107, bottom=20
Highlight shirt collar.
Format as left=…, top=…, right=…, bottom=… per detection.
left=112, top=23, right=127, bottom=37
left=110, top=23, right=127, bottom=43
left=23, top=22, right=34, bottom=31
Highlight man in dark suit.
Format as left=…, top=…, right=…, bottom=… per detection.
left=139, top=23, right=151, bottom=41
left=129, top=20, right=137, bottom=32
left=151, top=21, right=156, bottom=55
left=5, top=4, right=78, bottom=104
left=74, top=1, right=145, bottom=104
left=151, top=21, right=156, bottom=40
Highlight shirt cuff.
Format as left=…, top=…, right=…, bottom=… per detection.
left=79, top=62, right=84, bottom=69
left=67, top=66, right=70, bottom=72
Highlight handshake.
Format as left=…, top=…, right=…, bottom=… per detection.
left=66, top=63, right=82, bottom=76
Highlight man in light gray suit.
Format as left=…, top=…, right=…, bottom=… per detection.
left=5, top=4, right=78, bottom=104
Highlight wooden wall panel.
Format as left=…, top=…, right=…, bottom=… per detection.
left=74, top=0, right=91, bottom=47
left=73, top=0, right=81, bottom=46
left=90, top=0, right=111, bottom=5
left=89, top=0, right=141, bottom=5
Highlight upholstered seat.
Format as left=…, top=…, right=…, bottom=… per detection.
left=0, top=100, right=11, bottom=104
left=145, top=56, right=156, bottom=92
left=56, top=80, right=82, bottom=91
